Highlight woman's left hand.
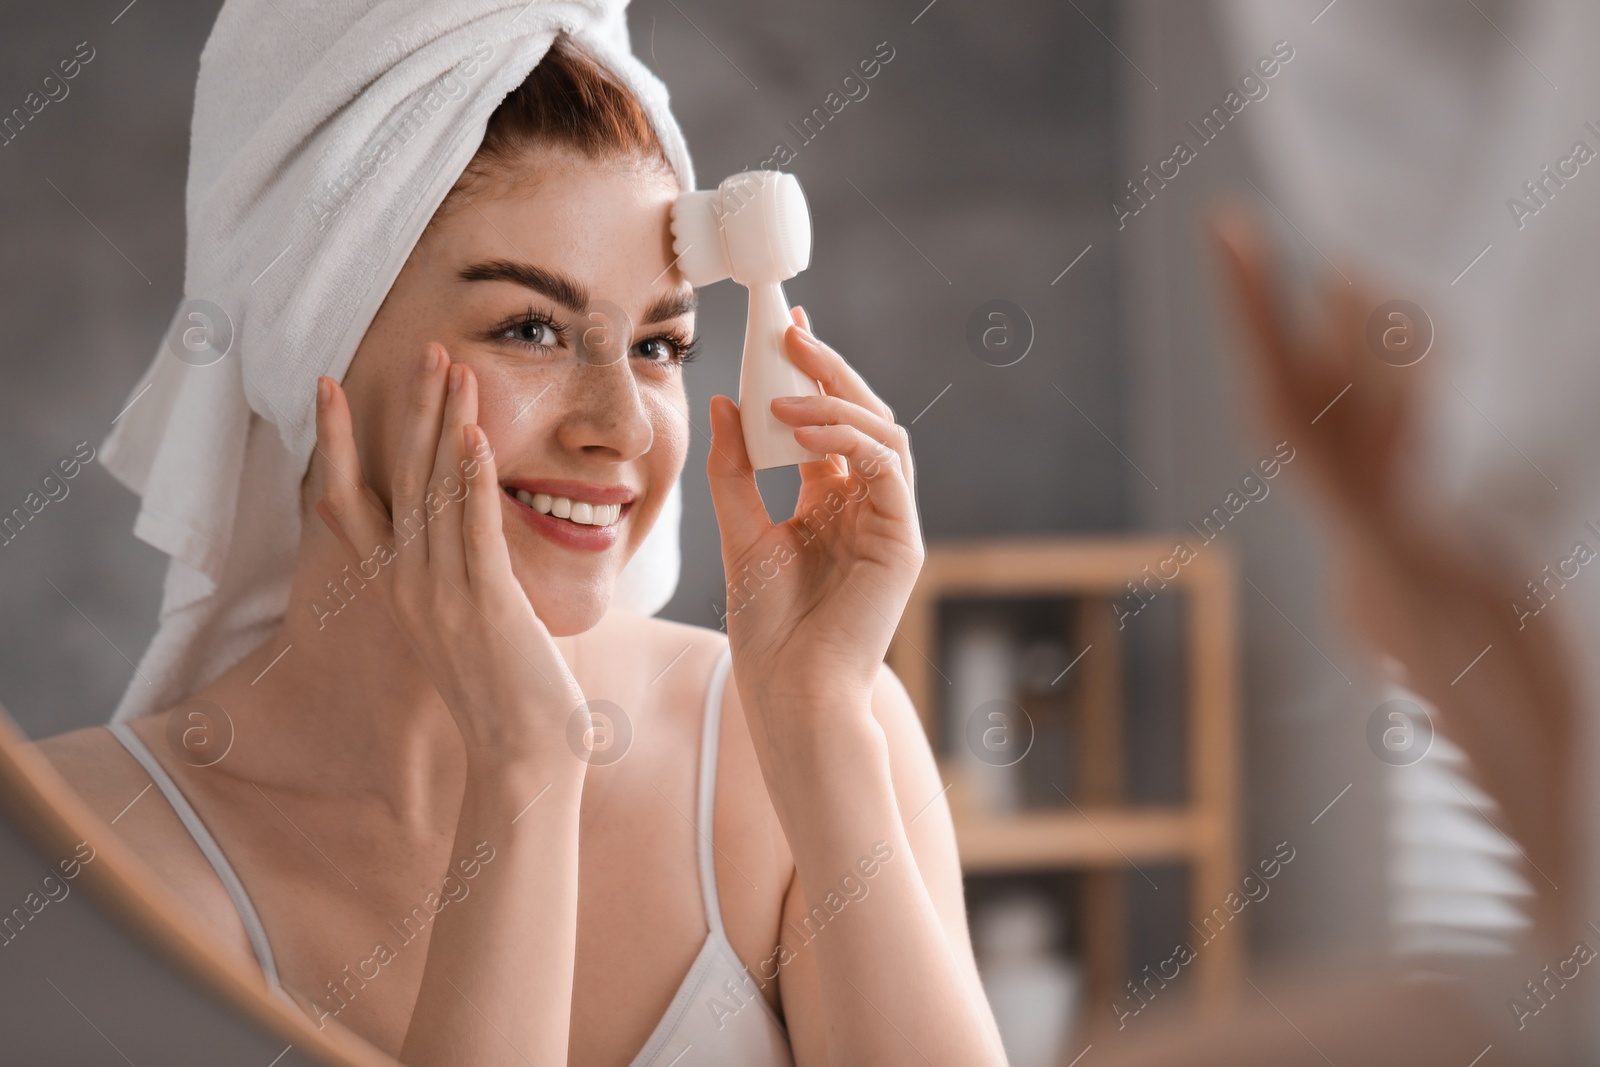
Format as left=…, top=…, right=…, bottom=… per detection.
left=707, top=308, right=923, bottom=749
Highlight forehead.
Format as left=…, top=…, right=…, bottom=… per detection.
left=433, top=149, right=686, bottom=300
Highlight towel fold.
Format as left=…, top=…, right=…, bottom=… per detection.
left=101, top=0, right=694, bottom=723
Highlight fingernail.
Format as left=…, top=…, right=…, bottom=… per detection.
left=316, top=376, right=331, bottom=410
left=448, top=364, right=463, bottom=395
left=771, top=395, right=802, bottom=406
left=421, top=345, right=439, bottom=375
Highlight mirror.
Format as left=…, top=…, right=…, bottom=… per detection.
left=3, top=1, right=1589, bottom=1064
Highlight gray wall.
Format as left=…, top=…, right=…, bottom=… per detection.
left=0, top=2, right=211, bottom=733
left=1118, top=0, right=1387, bottom=962
left=635, top=0, right=1127, bottom=629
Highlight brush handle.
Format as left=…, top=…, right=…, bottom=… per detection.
left=739, top=281, right=823, bottom=470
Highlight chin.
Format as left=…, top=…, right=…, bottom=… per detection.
left=510, top=557, right=614, bottom=636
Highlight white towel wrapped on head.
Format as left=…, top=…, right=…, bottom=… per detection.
left=101, top=0, right=695, bottom=723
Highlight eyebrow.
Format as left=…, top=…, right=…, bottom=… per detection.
left=640, top=289, right=698, bottom=326
left=458, top=259, right=697, bottom=326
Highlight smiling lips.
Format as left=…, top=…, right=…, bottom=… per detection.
left=509, top=488, right=622, bottom=527
left=501, top=481, right=634, bottom=552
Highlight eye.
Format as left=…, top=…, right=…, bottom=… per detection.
left=504, top=313, right=561, bottom=349
left=634, top=333, right=700, bottom=366
left=488, top=308, right=566, bottom=351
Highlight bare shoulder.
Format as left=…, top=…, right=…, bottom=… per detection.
left=33, top=724, right=153, bottom=825
left=586, top=608, right=732, bottom=702
left=608, top=608, right=730, bottom=663
left=598, top=612, right=936, bottom=804
left=30, top=719, right=261, bottom=968
left=611, top=610, right=928, bottom=765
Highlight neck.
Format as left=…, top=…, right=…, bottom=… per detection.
left=199, top=529, right=467, bottom=820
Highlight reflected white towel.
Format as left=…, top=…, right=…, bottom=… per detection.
left=1383, top=692, right=1534, bottom=958
left=100, top=0, right=694, bottom=722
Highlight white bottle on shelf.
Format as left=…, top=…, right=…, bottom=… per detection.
left=947, top=617, right=1022, bottom=814
left=976, top=893, right=1083, bottom=1067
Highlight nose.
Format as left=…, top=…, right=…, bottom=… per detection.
left=555, top=350, right=655, bottom=460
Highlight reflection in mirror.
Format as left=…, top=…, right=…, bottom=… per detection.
left=5, top=1, right=1597, bottom=1066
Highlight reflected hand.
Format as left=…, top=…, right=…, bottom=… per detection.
left=1210, top=208, right=1427, bottom=532
left=706, top=308, right=923, bottom=742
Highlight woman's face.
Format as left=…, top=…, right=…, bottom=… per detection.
left=340, top=145, right=693, bottom=636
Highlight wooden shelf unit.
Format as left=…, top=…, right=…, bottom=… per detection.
left=954, top=807, right=1225, bottom=872
left=887, top=536, right=1241, bottom=1020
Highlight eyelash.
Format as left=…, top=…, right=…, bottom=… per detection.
left=491, top=308, right=699, bottom=366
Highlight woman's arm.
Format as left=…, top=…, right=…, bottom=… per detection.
left=706, top=309, right=1004, bottom=1066
left=767, top=664, right=1000, bottom=1066
left=312, top=347, right=590, bottom=1066
left=399, top=764, right=585, bottom=1065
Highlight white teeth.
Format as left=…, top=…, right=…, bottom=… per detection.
left=513, top=491, right=623, bottom=526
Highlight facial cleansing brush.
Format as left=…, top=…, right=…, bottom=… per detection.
left=671, top=171, right=823, bottom=470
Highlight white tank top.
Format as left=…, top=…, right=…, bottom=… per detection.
left=108, top=644, right=794, bottom=1065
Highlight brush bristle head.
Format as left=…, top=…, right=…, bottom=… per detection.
left=670, top=190, right=732, bottom=286
left=670, top=171, right=813, bottom=287
left=719, top=171, right=811, bottom=285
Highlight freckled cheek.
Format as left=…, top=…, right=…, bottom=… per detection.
left=467, top=361, right=562, bottom=434
left=644, top=391, right=690, bottom=473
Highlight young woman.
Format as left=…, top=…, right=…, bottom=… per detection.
left=36, top=32, right=1002, bottom=1067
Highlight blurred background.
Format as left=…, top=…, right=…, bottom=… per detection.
left=5, top=0, right=1598, bottom=1063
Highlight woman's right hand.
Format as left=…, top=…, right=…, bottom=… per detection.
left=309, top=341, right=586, bottom=773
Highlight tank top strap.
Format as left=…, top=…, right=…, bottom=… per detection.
left=105, top=721, right=282, bottom=989
left=695, top=645, right=735, bottom=940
